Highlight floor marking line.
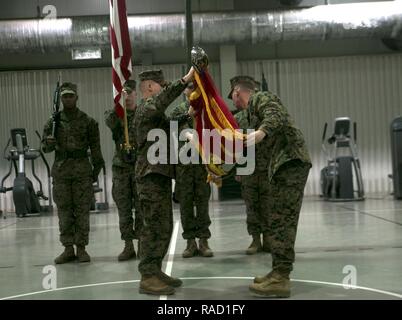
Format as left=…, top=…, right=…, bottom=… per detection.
left=0, top=223, right=119, bottom=232
left=337, top=204, right=402, bottom=226
left=0, top=222, right=18, bottom=230
left=291, top=278, right=402, bottom=299
left=0, top=280, right=140, bottom=300
left=160, top=220, right=180, bottom=301
left=1, top=277, right=401, bottom=300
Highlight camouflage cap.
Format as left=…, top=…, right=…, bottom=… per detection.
left=138, top=69, right=166, bottom=86
left=227, top=75, right=256, bottom=99
left=60, top=82, right=77, bottom=96
left=123, top=79, right=136, bottom=93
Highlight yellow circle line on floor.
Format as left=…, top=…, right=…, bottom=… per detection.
left=0, top=277, right=401, bottom=300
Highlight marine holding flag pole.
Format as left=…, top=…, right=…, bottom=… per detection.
left=109, top=0, right=134, bottom=161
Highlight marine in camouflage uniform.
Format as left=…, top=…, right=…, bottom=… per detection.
left=41, top=82, right=104, bottom=264
left=169, top=83, right=213, bottom=258
left=231, top=76, right=272, bottom=255
left=105, top=80, right=142, bottom=261
left=229, top=77, right=311, bottom=298
left=134, top=68, right=195, bottom=295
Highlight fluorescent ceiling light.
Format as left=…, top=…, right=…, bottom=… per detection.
left=72, top=48, right=102, bottom=60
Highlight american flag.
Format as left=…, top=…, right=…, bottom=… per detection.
left=109, top=0, right=132, bottom=119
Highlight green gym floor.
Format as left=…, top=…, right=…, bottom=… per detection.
left=0, top=196, right=401, bottom=300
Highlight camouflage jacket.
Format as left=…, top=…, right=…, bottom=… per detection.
left=169, top=100, right=193, bottom=130
left=41, top=107, right=104, bottom=180
left=234, top=109, right=249, bottom=131
left=245, top=91, right=311, bottom=180
left=235, top=109, right=272, bottom=173
left=169, top=100, right=193, bottom=150
left=133, top=80, right=187, bottom=179
left=105, top=108, right=136, bottom=169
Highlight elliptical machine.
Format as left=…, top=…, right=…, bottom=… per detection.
left=321, top=117, right=365, bottom=201
left=0, top=128, right=53, bottom=217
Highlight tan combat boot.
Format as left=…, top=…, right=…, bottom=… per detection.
left=118, top=240, right=136, bottom=261
left=139, top=275, right=175, bottom=295
left=157, top=270, right=183, bottom=287
left=254, top=270, right=274, bottom=284
left=246, top=234, right=262, bottom=255
left=249, top=271, right=291, bottom=298
left=54, top=246, right=76, bottom=264
left=262, top=232, right=271, bottom=253
left=182, top=239, right=198, bottom=258
left=198, top=238, right=213, bottom=257
left=76, top=246, right=91, bottom=263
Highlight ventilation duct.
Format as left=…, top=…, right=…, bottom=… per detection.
left=0, top=1, right=401, bottom=55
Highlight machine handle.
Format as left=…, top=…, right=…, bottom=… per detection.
left=35, top=130, right=51, bottom=171
left=322, top=123, right=328, bottom=143
left=3, top=138, right=10, bottom=159
left=353, top=122, right=357, bottom=143
left=16, top=134, right=24, bottom=154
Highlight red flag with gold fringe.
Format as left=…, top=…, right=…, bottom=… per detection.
left=190, top=68, right=244, bottom=183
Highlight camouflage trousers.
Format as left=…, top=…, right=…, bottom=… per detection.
left=266, top=160, right=310, bottom=275
left=136, top=174, right=173, bottom=276
left=53, top=176, right=93, bottom=247
left=240, top=171, right=270, bottom=236
left=175, top=164, right=211, bottom=240
left=112, top=165, right=142, bottom=241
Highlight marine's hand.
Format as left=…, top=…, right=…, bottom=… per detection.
left=244, top=130, right=266, bottom=146
left=208, top=173, right=222, bottom=187
left=184, top=131, right=194, bottom=142
left=182, top=67, right=196, bottom=83
left=188, top=105, right=197, bottom=117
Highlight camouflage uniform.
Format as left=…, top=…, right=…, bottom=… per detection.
left=105, top=108, right=142, bottom=241
left=235, top=109, right=270, bottom=237
left=134, top=76, right=187, bottom=276
left=246, top=91, right=311, bottom=275
left=169, top=100, right=211, bottom=240
left=42, top=106, right=104, bottom=247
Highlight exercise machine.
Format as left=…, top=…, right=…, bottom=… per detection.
left=321, top=117, right=365, bottom=201
left=390, top=116, right=402, bottom=199
left=0, top=128, right=53, bottom=217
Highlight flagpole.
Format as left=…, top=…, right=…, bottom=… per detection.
left=122, top=92, right=131, bottom=152
left=110, top=0, right=133, bottom=157
left=185, top=0, right=193, bottom=70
